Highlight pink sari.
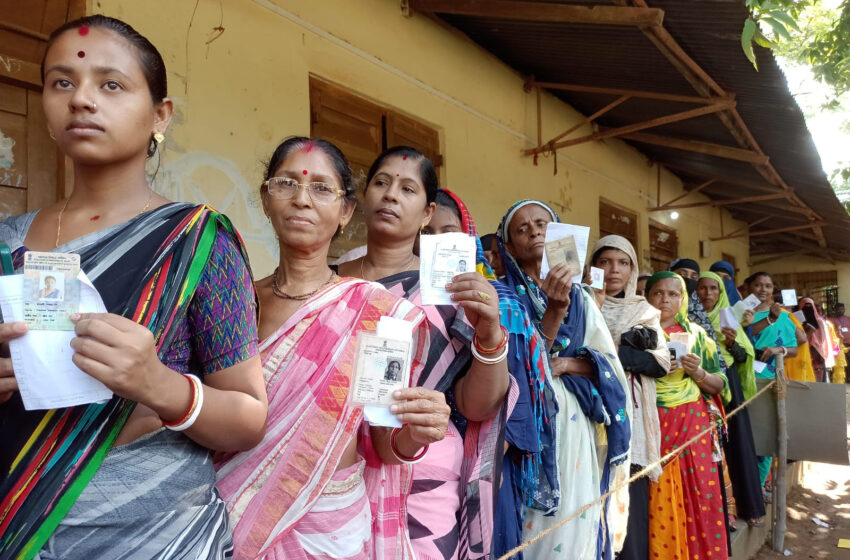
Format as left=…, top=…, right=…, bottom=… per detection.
left=215, top=278, right=429, bottom=559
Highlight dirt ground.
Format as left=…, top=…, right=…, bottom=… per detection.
left=753, top=386, right=850, bottom=560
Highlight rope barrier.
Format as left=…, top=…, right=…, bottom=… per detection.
left=495, top=378, right=778, bottom=560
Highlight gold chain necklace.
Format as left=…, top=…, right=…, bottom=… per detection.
left=55, top=188, right=154, bottom=248
left=271, top=267, right=336, bottom=300
left=359, top=253, right=416, bottom=281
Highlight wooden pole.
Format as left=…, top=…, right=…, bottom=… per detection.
left=772, top=354, right=788, bottom=552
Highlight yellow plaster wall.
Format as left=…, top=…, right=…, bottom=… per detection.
left=90, top=0, right=750, bottom=277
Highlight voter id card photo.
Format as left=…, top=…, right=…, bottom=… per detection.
left=351, top=332, right=412, bottom=406
left=23, top=251, right=80, bottom=330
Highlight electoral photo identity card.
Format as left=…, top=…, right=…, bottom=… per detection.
left=419, top=232, right=477, bottom=305
left=23, top=251, right=80, bottom=330
left=544, top=235, right=581, bottom=278
left=351, top=332, right=412, bottom=407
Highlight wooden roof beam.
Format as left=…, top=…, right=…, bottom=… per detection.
left=657, top=162, right=783, bottom=194
left=615, top=131, right=770, bottom=164
left=523, top=100, right=734, bottom=155
left=650, top=179, right=715, bottom=210
left=647, top=192, right=788, bottom=212
left=526, top=80, right=729, bottom=105
left=710, top=221, right=825, bottom=241
left=410, top=0, right=664, bottom=26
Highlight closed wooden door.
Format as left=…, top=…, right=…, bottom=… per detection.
left=0, top=0, right=84, bottom=217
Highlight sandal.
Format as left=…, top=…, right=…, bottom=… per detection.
left=748, top=517, right=766, bottom=528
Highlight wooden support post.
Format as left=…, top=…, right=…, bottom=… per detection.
left=410, top=0, right=665, bottom=25
left=536, top=86, right=542, bottom=148
left=772, top=355, right=788, bottom=553
left=656, top=164, right=661, bottom=208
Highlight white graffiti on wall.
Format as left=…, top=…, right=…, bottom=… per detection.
left=152, top=151, right=278, bottom=272
left=0, top=55, right=23, bottom=75
left=0, top=129, right=15, bottom=170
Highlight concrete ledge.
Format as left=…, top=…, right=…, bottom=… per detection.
left=730, top=461, right=805, bottom=558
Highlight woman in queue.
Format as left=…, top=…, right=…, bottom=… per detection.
left=0, top=16, right=268, bottom=559
left=424, top=188, right=558, bottom=560
left=337, top=147, right=511, bottom=560
left=215, top=137, right=454, bottom=559
left=697, top=272, right=766, bottom=528
left=590, top=235, right=669, bottom=560
left=645, top=272, right=729, bottom=560
left=496, top=200, right=630, bottom=560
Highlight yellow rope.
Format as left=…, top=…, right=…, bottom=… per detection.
left=496, top=379, right=778, bottom=560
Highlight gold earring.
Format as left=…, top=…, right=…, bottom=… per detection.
left=420, top=224, right=425, bottom=233
left=153, top=132, right=165, bottom=144
left=340, top=225, right=345, bottom=235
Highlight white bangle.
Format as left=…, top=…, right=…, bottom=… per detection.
left=471, top=342, right=509, bottom=365
left=164, top=374, right=204, bottom=432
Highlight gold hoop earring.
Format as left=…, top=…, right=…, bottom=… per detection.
left=153, top=132, right=165, bottom=144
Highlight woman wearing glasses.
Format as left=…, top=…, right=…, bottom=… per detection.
left=215, top=137, right=448, bottom=560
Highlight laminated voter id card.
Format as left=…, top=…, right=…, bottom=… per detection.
left=23, top=251, right=80, bottom=330
left=351, top=332, right=412, bottom=407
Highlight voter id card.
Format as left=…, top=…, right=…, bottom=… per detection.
left=23, top=251, right=80, bottom=330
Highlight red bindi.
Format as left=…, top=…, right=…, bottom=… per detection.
left=396, top=174, right=399, bottom=177
left=77, top=51, right=85, bottom=58
left=402, top=155, right=408, bottom=160
left=78, top=25, right=89, bottom=36
left=302, top=170, right=308, bottom=175
left=90, top=215, right=100, bottom=221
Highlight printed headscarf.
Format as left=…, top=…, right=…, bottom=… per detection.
left=646, top=272, right=728, bottom=407
left=700, top=271, right=757, bottom=399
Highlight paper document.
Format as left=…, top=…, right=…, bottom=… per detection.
left=419, top=233, right=477, bottom=305
left=0, top=271, right=112, bottom=410
left=781, top=289, right=798, bottom=307
left=719, top=307, right=740, bottom=331
left=753, top=360, right=769, bottom=374
left=589, top=267, right=605, bottom=290
left=363, top=316, right=415, bottom=428
left=732, top=293, right=761, bottom=320
left=793, top=310, right=806, bottom=324
left=540, top=222, right=590, bottom=283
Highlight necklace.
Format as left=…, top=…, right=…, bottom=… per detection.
left=359, top=253, right=416, bottom=281
left=271, top=267, right=336, bottom=300
left=55, top=188, right=154, bottom=248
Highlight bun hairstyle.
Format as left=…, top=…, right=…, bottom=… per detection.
left=262, top=137, right=356, bottom=205
left=42, top=15, right=168, bottom=158
left=366, top=146, right=438, bottom=204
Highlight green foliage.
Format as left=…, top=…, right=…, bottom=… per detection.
left=745, top=0, right=850, bottom=97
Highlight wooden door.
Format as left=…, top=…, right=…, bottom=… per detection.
left=649, top=219, right=678, bottom=273
left=0, top=0, right=83, bottom=218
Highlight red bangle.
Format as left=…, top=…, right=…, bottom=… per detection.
left=473, top=326, right=508, bottom=354
left=391, top=425, right=429, bottom=463
left=161, top=375, right=198, bottom=428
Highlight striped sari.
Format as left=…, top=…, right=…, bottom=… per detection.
left=0, top=203, right=251, bottom=560
left=215, top=278, right=429, bottom=560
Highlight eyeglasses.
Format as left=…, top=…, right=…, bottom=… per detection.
left=262, top=177, right=346, bottom=204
